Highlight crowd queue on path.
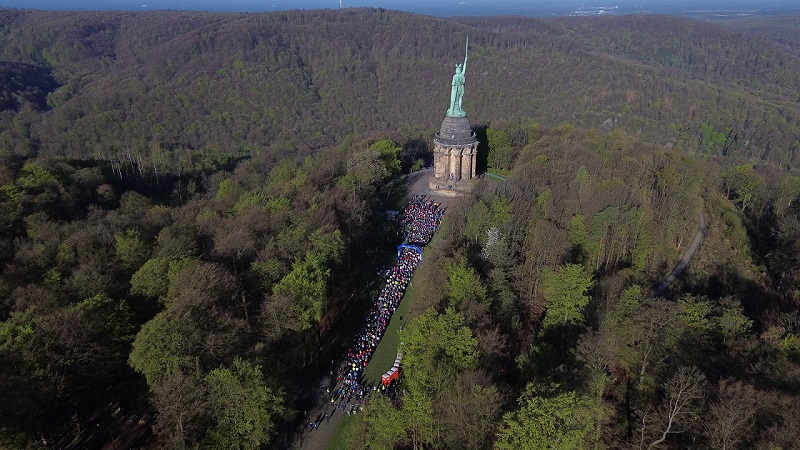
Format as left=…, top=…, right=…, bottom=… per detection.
left=306, top=196, right=444, bottom=432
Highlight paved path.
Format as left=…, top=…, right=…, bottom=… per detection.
left=650, top=211, right=707, bottom=298
left=292, top=170, right=458, bottom=450
left=291, top=394, right=340, bottom=450
left=391, top=168, right=460, bottom=208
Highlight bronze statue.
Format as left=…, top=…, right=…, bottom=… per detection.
left=447, top=37, right=468, bottom=117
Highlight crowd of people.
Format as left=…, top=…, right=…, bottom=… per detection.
left=398, top=195, right=445, bottom=245
left=306, top=196, right=445, bottom=433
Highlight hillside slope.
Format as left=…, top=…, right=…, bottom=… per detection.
left=0, top=9, right=798, bottom=168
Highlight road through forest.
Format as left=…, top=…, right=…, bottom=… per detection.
left=292, top=171, right=454, bottom=450
left=650, top=211, right=707, bottom=298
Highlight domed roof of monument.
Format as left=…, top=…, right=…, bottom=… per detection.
left=435, top=115, right=476, bottom=146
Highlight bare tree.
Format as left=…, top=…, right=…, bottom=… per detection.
left=434, top=370, right=502, bottom=450
left=641, top=366, right=706, bottom=449
left=702, top=379, right=758, bottom=450
left=152, top=370, right=208, bottom=450
left=575, top=328, right=614, bottom=381
left=635, top=300, right=676, bottom=385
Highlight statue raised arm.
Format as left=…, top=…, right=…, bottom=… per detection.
left=462, top=37, right=468, bottom=75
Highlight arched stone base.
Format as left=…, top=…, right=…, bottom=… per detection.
left=428, top=175, right=475, bottom=197
left=429, top=115, right=479, bottom=197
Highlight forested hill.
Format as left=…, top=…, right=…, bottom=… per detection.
left=721, top=15, right=800, bottom=58
left=0, top=8, right=799, bottom=171
left=4, top=7, right=800, bottom=449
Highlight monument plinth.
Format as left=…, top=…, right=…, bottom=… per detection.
left=429, top=37, right=479, bottom=196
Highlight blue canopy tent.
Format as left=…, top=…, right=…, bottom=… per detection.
left=397, top=244, right=423, bottom=261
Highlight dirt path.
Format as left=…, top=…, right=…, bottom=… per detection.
left=650, top=211, right=707, bottom=298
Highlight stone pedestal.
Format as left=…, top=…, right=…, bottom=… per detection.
left=429, top=115, right=479, bottom=195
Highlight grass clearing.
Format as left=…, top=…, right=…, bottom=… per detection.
left=363, top=284, right=410, bottom=384
left=326, top=413, right=361, bottom=450
left=363, top=229, right=447, bottom=384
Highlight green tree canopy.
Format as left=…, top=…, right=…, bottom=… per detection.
left=129, top=256, right=194, bottom=301
left=272, top=251, right=330, bottom=332
left=114, top=228, right=151, bottom=272
left=486, top=127, right=513, bottom=170
left=446, top=261, right=486, bottom=309
left=203, top=358, right=284, bottom=449
left=400, top=308, right=478, bottom=395
left=495, top=386, right=598, bottom=450
left=357, top=394, right=406, bottom=450
left=567, top=215, right=598, bottom=265
left=74, top=294, right=135, bottom=344
left=129, top=310, right=199, bottom=386
left=369, top=139, right=402, bottom=179
left=677, top=294, right=714, bottom=334
left=489, top=195, right=513, bottom=228
left=540, top=263, right=594, bottom=331
left=722, top=164, right=763, bottom=213
left=715, top=297, right=753, bottom=342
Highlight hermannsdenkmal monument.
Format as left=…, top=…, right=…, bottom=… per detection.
left=429, top=37, right=479, bottom=195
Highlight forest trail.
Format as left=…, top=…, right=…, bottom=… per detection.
left=650, top=211, right=707, bottom=298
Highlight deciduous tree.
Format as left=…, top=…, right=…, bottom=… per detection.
left=702, top=379, right=758, bottom=450
left=640, top=366, right=706, bottom=449
left=203, top=358, right=284, bottom=449
left=446, top=261, right=486, bottom=309
left=540, top=263, right=594, bottom=331
left=495, top=385, right=598, bottom=450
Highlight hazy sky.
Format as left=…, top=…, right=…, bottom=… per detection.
left=0, top=0, right=797, bottom=17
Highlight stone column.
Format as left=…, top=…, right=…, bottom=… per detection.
left=448, top=148, right=455, bottom=182
left=434, top=145, right=445, bottom=179
left=471, top=144, right=477, bottom=179
left=461, top=147, right=472, bottom=180
left=455, top=147, right=464, bottom=181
